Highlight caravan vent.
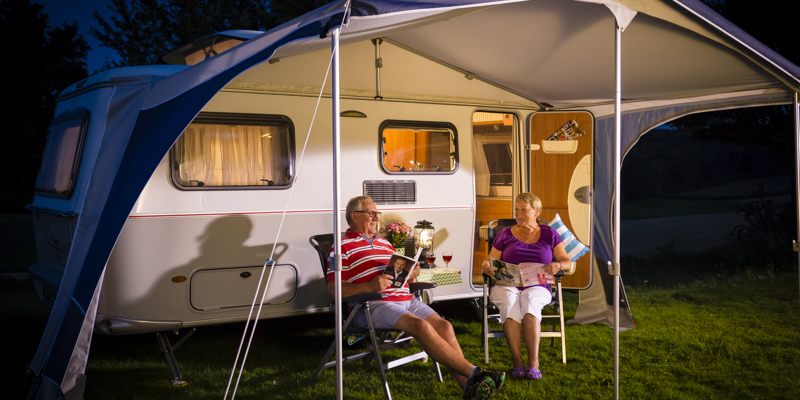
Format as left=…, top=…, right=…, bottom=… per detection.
left=363, top=180, right=416, bottom=204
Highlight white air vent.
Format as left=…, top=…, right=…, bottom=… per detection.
left=364, top=180, right=416, bottom=204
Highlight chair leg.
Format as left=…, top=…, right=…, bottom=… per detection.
left=557, top=281, right=567, bottom=365
left=483, top=284, right=490, bottom=365
left=365, top=302, right=392, bottom=400
left=310, top=337, right=338, bottom=384
left=310, top=303, right=365, bottom=384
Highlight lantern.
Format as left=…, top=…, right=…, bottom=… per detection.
left=414, top=220, right=435, bottom=268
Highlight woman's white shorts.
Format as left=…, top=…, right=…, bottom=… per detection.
left=489, top=285, right=552, bottom=323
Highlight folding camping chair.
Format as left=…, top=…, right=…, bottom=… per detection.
left=481, top=219, right=572, bottom=365
left=308, top=234, right=442, bottom=400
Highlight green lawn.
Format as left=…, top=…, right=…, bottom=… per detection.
left=4, top=272, right=799, bottom=400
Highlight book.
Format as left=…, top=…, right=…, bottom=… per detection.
left=384, top=247, right=423, bottom=289
left=488, top=258, right=555, bottom=287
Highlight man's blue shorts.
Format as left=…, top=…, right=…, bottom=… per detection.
left=351, top=297, right=438, bottom=330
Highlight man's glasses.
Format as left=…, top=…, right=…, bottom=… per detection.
left=353, top=211, right=382, bottom=218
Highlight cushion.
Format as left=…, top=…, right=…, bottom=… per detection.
left=548, top=213, right=590, bottom=262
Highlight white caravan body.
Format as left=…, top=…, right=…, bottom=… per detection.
left=30, top=38, right=595, bottom=335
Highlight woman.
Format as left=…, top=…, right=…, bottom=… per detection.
left=481, top=193, right=571, bottom=380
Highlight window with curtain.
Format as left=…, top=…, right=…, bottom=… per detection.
left=35, top=111, right=90, bottom=198
left=171, top=113, right=295, bottom=189
left=380, top=121, right=457, bottom=174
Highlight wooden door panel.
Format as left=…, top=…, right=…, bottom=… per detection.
left=529, top=112, right=593, bottom=289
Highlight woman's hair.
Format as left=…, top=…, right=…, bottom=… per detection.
left=346, top=196, right=373, bottom=225
left=515, top=192, right=542, bottom=213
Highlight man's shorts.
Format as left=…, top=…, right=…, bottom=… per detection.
left=489, top=285, right=552, bottom=323
left=351, top=297, right=437, bottom=330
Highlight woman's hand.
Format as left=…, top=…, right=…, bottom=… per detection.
left=544, top=262, right=562, bottom=275
left=481, top=258, right=495, bottom=276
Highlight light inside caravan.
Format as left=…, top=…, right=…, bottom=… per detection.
left=380, top=121, right=457, bottom=174
left=473, top=112, right=515, bottom=198
left=171, top=113, right=295, bottom=189
left=35, top=111, right=89, bottom=198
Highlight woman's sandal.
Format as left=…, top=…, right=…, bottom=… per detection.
left=526, top=367, right=542, bottom=380
left=511, top=366, right=526, bottom=378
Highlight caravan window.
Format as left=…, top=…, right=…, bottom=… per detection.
left=171, top=113, right=295, bottom=189
left=35, top=110, right=90, bottom=198
left=380, top=121, right=458, bottom=174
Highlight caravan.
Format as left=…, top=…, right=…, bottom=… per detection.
left=25, top=1, right=800, bottom=398
left=28, top=30, right=595, bottom=336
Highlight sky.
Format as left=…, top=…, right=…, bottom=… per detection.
left=35, top=0, right=121, bottom=73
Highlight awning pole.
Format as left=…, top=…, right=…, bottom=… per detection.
left=613, top=20, right=622, bottom=400
left=794, top=91, right=799, bottom=307
left=331, top=27, right=344, bottom=400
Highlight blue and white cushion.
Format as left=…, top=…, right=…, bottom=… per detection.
left=548, top=213, right=590, bottom=262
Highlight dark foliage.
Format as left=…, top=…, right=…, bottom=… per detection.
left=90, top=0, right=336, bottom=69
left=621, top=130, right=786, bottom=202
left=0, top=0, right=89, bottom=211
left=728, top=186, right=797, bottom=272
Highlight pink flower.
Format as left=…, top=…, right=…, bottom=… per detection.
left=381, top=222, right=412, bottom=248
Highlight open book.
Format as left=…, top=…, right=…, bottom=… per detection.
left=384, top=247, right=423, bottom=289
left=489, top=258, right=555, bottom=287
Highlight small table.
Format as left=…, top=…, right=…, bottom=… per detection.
left=418, top=267, right=463, bottom=286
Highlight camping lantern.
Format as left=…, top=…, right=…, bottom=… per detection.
left=414, top=220, right=435, bottom=268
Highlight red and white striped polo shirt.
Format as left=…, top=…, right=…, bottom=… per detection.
left=326, top=230, right=413, bottom=302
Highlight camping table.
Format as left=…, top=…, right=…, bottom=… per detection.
left=418, top=266, right=463, bottom=286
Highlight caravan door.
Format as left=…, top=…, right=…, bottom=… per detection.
left=528, top=111, right=593, bottom=289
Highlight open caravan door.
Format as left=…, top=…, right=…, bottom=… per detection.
left=528, top=111, right=593, bottom=289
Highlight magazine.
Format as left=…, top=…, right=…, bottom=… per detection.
left=384, top=247, right=424, bottom=289
left=489, top=258, right=555, bottom=287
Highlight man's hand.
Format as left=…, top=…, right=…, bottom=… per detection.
left=370, top=274, right=393, bottom=292
left=408, top=264, right=421, bottom=282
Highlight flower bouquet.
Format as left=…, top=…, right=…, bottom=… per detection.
left=381, top=222, right=412, bottom=252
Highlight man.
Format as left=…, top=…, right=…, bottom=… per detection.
left=327, top=196, right=505, bottom=400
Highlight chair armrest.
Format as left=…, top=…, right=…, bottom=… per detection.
left=342, top=292, right=387, bottom=303
left=409, top=282, right=437, bottom=292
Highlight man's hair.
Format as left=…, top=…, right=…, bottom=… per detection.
left=515, top=192, right=542, bottom=213
left=345, top=196, right=373, bottom=226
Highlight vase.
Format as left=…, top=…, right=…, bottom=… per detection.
left=395, top=247, right=405, bottom=255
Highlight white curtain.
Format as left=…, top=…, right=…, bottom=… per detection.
left=175, top=124, right=283, bottom=186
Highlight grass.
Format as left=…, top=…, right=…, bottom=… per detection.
left=4, top=271, right=800, bottom=400
left=3, top=210, right=799, bottom=399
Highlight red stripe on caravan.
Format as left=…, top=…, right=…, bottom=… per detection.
left=127, top=205, right=473, bottom=218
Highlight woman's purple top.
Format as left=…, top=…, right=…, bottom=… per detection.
left=493, top=224, right=562, bottom=290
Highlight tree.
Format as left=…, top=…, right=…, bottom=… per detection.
left=90, top=0, right=336, bottom=69
left=0, top=0, right=89, bottom=211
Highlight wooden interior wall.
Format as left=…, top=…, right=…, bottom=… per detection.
left=471, top=197, right=512, bottom=284
left=529, top=112, right=593, bottom=289
left=383, top=129, right=416, bottom=171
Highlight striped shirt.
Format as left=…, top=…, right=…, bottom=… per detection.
left=326, top=230, right=413, bottom=302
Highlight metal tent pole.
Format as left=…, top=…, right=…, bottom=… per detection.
left=331, top=27, right=344, bottom=400
left=794, top=91, right=800, bottom=307
left=613, top=21, right=622, bottom=400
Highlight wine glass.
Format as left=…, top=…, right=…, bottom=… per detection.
left=426, top=252, right=436, bottom=268
left=443, top=251, right=453, bottom=270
